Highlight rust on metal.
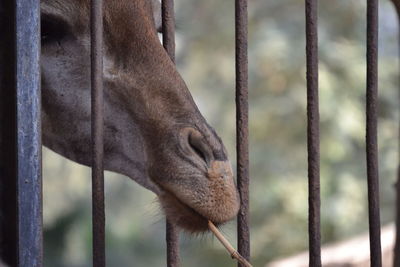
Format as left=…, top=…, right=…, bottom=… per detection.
left=366, top=0, right=382, bottom=266
left=166, top=220, right=180, bottom=267
left=90, top=0, right=106, bottom=266
left=235, top=0, right=250, bottom=266
left=305, top=0, right=321, bottom=266
left=162, top=0, right=175, bottom=62
left=390, top=1, right=400, bottom=266
left=162, top=1, right=180, bottom=266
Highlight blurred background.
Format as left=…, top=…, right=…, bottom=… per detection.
left=43, top=0, right=400, bottom=266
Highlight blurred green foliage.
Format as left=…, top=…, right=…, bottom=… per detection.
left=43, top=0, right=399, bottom=266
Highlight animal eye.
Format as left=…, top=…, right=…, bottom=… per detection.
left=41, top=15, right=70, bottom=45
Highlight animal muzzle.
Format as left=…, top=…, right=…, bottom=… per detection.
left=156, top=127, right=240, bottom=232
left=201, top=160, right=240, bottom=224
left=158, top=158, right=240, bottom=232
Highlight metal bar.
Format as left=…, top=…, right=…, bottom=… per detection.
left=15, top=0, right=42, bottom=266
left=90, top=1, right=106, bottom=266
left=162, top=1, right=180, bottom=266
left=305, top=0, right=321, bottom=266
left=366, top=0, right=382, bottom=266
left=395, top=164, right=400, bottom=264
left=392, top=2, right=400, bottom=265
left=235, top=0, right=250, bottom=266
left=0, top=1, right=17, bottom=266
left=390, top=2, right=400, bottom=266
left=166, top=220, right=180, bottom=267
left=162, top=0, right=175, bottom=62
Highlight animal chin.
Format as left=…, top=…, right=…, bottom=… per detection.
left=158, top=189, right=213, bottom=233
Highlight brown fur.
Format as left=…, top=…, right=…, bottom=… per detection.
left=37, top=0, right=239, bottom=231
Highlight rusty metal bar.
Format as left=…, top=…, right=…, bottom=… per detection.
left=235, top=0, right=250, bottom=266
left=305, top=0, right=321, bottom=266
left=366, top=0, right=382, bottom=266
left=15, top=0, right=43, bottom=266
left=162, top=0, right=180, bottom=266
left=0, top=1, right=17, bottom=266
left=395, top=160, right=400, bottom=264
left=162, top=0, right=175, bottom=62
left=392, top=1, right=400, bottom=265
left=90, top=0, right=106, bottom=266
left=390, top=2, right=400, bottom=266
left=166, top=220, right=179, bottom=267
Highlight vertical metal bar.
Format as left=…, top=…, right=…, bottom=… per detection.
left=162, top=1, right=180, bottom=266
left=90, top=1, right=105, bottom=266
left=0, top=1, right=17, bottom=266
left=393, top=2, right=400, bottom=265
left=366, top=0, right=382, bottom=266
left=162, top=0, right=175, bottom=62
left=391, top=2, right=400, bottom=266
left=395, top=159, right=400, bottom=264
left=366, top=0, right=382, bottom=263
left=15, top=0, right=42, bottom=266
left=235, top=0, right=250, bottom=266
left=166, top=220, right=179, bottom=267
left=305, top=0, right=321, bottom=266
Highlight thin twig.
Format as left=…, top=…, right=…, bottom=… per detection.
left=208, top=221, right=253, bottom=267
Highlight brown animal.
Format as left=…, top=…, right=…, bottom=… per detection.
left=39, top=0, right=239, bottom=232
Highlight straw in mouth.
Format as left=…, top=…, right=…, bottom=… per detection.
left=208, top=220, right=253, bottom=267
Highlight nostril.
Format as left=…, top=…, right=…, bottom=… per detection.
left=188, top=133, right=208, bottom=163
left=179, top=128, right=213, bottom=165
left=179, top=127, right=221, bottom=166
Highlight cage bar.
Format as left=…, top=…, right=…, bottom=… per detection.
left=161, top=0, right=180, bottom=266
left=0, top=1, right=17, bottom=265
left=162, top=0, right=175, bottom=62
left=166, top=220, right=179, bottom=267
left=235, top=0, right=250, bottom=266
left=393, top=1, right=400, bottom=265
left=366, top=0, right=382, bottom=266
left=305, top=0, right=321, bottom=266
left=90, top=0, right=106, bottom=266
left=15, top=0, right=43, bottom=266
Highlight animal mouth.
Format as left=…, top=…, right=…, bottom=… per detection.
left=153, top=159, right=240, bottom=232
left=158, top=188, right=214, bottom=232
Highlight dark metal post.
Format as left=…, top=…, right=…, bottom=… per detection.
left=235, top=0, right=250, bottom=266
left=0, top=1, right=17, bottom=266
left=392, top=1, right=400, bottom=265
left=90, top=1, right=106, bottom=266
left=390, top=2, right=400, bottom=266
left=305, top=0, right=321, bottom=266
left=366, top=0, right=382, bottom=266
left=166, top=220, right=179, bottom=267
left=162, top=0, right=175, bottom=62
left=162, top=1, right=180, bottom=266
left=15, top=0, right=43, bottom=266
